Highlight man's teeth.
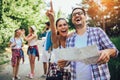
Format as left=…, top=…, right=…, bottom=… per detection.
left=76, top=19, right=80, bottom=21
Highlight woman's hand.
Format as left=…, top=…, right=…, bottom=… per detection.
left=21, top=29, right=25, bottom=35
left=46, top=0, right=55, bottom=21
left=21, top=29, right=26, bottom=39
left=10, top=42, right=16, bottom=48
left=58, top=60, right=68, bottom=68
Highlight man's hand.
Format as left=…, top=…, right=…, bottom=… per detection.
left=97, top=50, right=110, bottom=64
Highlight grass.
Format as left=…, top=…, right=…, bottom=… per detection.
left=109, top=36, right=120, bottom=80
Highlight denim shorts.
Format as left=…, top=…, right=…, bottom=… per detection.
left=27, top=46, right=38, bottom=56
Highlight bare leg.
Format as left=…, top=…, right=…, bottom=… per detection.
left=31, top=55, right=35, bottom=74
left=28, top=55, right=32, bottom=73
left=43, top=62, right=47, bottom=74
left=13, top=66, right=16, bottom=78
left=15, top=57, right=21, bottom=77
left=12, top=61, right=17, bottom=79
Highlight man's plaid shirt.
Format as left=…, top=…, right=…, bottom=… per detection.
left=66, top=27, right=118, bottom=80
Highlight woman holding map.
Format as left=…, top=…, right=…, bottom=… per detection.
left=45, top=0, right=71, bottom=80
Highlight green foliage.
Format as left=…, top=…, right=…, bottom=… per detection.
left=56, top=9, right=63, bottom=19
left=109, top=36, right=120, bottom=80
left=0, top=0, right=48, bottom=51
left=0, top=60, right=9, bottom=65
left=67, top=14, right=75, bottom=30
left=0, top=0, right=2, bottom=21
left=110, top=36, right=120, bottom=51
left=0, top=54, right=10, bottom=65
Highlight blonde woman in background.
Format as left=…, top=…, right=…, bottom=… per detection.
left=9, top=29, right=24, bottom=80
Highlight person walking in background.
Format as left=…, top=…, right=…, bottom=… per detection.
left=41, top=22, right=52, bottom=78
left=9, top=29, right=24, bottom=80
left=39, top=22, right=49, bottom=39
left=58, top=7, right=118, bottom=80
left=22, top=25, right=39, bottom=79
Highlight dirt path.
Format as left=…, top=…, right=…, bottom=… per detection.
left=0, top=40, right=46, bottom=80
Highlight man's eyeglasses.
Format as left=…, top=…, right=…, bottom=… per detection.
left=72, top=11, right=84, bottom=17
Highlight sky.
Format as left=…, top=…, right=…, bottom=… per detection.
left=44, top=0, right=82, bottom=15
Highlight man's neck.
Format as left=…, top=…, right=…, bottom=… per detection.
left=76, top=25, right=86, bottom=36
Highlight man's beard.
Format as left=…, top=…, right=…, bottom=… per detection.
left=75, top=24, right=83, bottom=29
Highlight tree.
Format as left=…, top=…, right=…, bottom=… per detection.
left=67, top=14, right=75, bottom=30
left=0, top=0, right=47, bottom=51
left=82, top=0, right=120, bottom=37
left=0, top=0, right=2, bottom=21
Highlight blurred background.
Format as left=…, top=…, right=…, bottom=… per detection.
left=0, top=0, right=120, bottom=80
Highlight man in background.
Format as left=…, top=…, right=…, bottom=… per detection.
left=41, top=22, right=52, bottom=77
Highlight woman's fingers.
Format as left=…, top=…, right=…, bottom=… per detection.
left=58, top=60, right=67, bottom=68
left=50, top=0, right=53, bottom=11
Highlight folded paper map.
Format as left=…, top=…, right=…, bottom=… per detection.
left=53, top=45, right=100, bottom=64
